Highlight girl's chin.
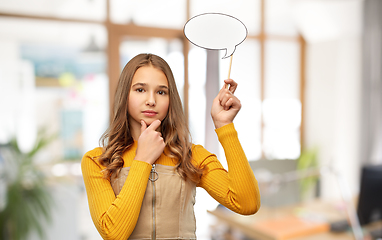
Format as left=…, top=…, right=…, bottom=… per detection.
left=141, top=118, right=160, bottom=126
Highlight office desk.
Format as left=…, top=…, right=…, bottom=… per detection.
left=208, top=199, right=379, bottom=240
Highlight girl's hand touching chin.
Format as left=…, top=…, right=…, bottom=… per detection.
left=211, top=79, right=241, bottom=129
left=134, top=119, right=165, bottom=165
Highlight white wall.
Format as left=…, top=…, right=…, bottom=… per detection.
left=0, top=41, right=37, bottom=153
left=299, top=0, right=363, bottom=200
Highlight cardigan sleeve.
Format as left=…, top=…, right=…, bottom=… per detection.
left=195, top=123, right=261, bottom=215
left=81, top=148, right=152, bottom=240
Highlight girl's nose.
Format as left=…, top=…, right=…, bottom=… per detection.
left=146, top=93, right=156, bottom=106
left=146, top=100, right=156, bottom=106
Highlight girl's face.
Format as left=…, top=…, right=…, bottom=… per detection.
left=128, top=65, right=170, bottom=131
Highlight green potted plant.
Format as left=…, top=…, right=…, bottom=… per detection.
left=296, top=147, right=319, bottom=201
left=0, top=129, right=55, bottom=240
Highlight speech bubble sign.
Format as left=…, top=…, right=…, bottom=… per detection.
left=184, top=13, right=248, bottom=59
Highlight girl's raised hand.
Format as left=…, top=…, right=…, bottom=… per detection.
left=134, top=119, right=165, bottom=165
left=211, top=79, right=241, bottom=129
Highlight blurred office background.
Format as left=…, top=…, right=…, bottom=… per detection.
left=0, top=0, right=380, bottom=239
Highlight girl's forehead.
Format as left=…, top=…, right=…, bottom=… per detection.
left=131, top=66, right=168, bottom=86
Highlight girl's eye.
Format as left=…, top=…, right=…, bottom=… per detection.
left=158, top=90, right=167, bottom=95
left=136, top=88, right=144, bottom=93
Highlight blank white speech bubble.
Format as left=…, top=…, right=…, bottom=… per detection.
left=184, top=13, right=247, bottom=59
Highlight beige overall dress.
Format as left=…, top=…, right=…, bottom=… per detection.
left=111, top=164, right=197, bottom=240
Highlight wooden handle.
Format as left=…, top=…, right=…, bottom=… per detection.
left=226, top=54, right=233, bottom=89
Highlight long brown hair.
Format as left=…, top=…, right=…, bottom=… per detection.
left=98, top=53, right=203, bottom=183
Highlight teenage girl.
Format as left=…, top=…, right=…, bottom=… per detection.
left=81, top=53, right=260, bottom=240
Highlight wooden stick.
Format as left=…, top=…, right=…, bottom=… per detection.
left=226, top=54, right=233, bottom=89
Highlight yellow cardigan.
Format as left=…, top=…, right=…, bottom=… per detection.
left=81, top=123, right=260, bottom=240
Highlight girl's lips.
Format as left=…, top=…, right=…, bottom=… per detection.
left=142, top=111, right=158, bottom=117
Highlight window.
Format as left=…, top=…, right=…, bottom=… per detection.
left=0, top=0, right=106, bottom=21
left=0, top=17, right=108, bottom=159
left=0, top=1, right=304, bottom=160
left=111, top=0, right=186, bottom=28
left=218, top=39, right=262, bottom=161
left=186, top=0, right=304, bottom=161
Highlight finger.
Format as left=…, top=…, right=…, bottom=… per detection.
left=224, top=79, right=238, bottom=94
left=148, top=119, right=161, bottom=131
left=221, top=96, right=234, bottom=111
left=229, top=96, right=241, bottom=110
left=224, top=94, right=241, bottom=110
left=225, top=98, right=234, bottom=110
left=219, top=89, right=233, bottom=104
left=220, top=93, right=231, bottom=108
left=140, top=120, right=147, bottom=135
